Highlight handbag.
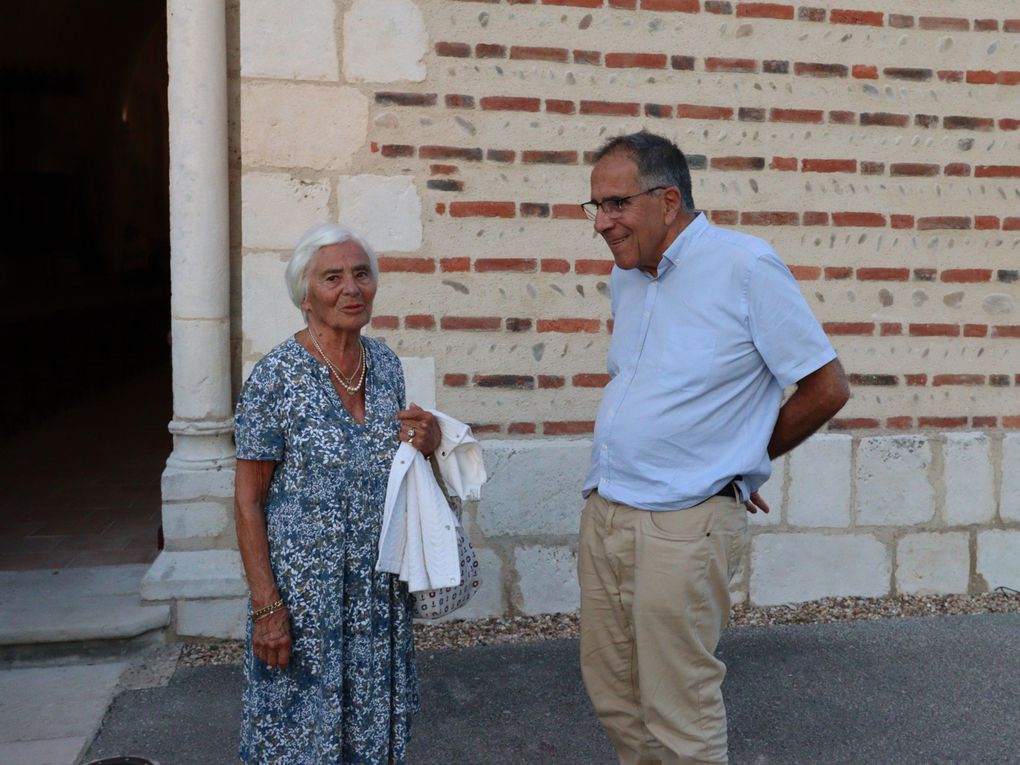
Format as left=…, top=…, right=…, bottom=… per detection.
left=410, top=465, right=483, bottom=620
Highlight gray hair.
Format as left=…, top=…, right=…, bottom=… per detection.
left=593, top=131, right=697, bottom=214
left=285, top=224, right=379, bottom=312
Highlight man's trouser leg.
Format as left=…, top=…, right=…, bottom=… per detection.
left=579, top=491, right=748, bottom=765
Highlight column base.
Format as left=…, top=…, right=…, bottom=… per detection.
left=141, top=550, right=248, bottom=639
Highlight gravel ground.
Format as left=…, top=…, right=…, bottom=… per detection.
left=179, top=590, right=1019, bottom=667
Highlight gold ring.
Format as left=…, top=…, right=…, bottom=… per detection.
left=407, top=427, right=416, bottom=440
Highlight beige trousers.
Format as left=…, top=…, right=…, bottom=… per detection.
left=579, top=490, right=748, bottom=765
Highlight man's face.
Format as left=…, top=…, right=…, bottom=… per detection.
left=589, top=152, right=671, bottom=275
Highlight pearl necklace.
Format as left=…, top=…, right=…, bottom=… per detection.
left=308, top=328, right=366, bottom=394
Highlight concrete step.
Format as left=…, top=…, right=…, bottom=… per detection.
left=0, top=565, right=170, bottom=660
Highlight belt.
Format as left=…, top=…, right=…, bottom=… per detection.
left=714, top=478, right=739, bottom=499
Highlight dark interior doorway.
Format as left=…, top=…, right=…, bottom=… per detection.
left=0, top=1, right=170, bottom=569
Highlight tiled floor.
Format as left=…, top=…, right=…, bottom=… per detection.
left=0, top=365, right=171, bottom=570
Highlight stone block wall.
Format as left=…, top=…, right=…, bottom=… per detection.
left=156, top=429, right=1019, bottom=636
left=460, top=432, right=1019, bottom=617
left=746, top=432, right=1019, bottom=605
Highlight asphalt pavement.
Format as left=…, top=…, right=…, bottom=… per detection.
left=83, top=614, right=1020, bottom=765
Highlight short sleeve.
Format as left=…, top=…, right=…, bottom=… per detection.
left=234, top=358, right=286, bottom=461
left=746, top=251, right=836, bottom=388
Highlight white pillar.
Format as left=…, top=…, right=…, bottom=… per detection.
left=143, top=0, right=243, bottom=638
left=166, top=0, right=233, bottom=463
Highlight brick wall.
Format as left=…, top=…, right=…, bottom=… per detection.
left=349, top=0, right=1020, bottom=436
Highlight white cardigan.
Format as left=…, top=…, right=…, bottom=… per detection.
left=376, top=412, right=486, bottom=592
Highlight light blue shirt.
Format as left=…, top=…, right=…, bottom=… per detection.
left=582, top=213, right=836, bottom=511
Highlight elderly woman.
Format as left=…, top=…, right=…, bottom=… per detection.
left=234, top=223, right=440, bottom=764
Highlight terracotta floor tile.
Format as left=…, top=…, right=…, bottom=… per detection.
left=0, top=535, right=65, bottom=554
left=0, top=366, right=171, bottom=569
left=0, top=521, right=45, bottom=536
left=0, top=551, right=78, bottom=570
left=33, top=516, right=118, bottom=537
left=54, top=533, right=134, bottom=553
left=108, top=517, right=162, bottom=534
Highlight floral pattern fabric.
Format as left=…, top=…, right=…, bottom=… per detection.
left=235, top=335, right=417, bottom=765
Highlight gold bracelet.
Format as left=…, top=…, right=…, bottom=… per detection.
left=252, top=604, right=286, bottom=623
left=251, top=598, right=284, bottom=620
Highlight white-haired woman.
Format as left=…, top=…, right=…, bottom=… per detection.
left=233, top=223, right=440, bottom=764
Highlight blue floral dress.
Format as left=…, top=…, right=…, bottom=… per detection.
left=234, top=335, right=418, bottom=765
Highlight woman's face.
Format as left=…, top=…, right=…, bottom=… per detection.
left=301, top=241, right=377, bottom=334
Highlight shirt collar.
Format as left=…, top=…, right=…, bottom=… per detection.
left=657, top=212, right=708, bottom=275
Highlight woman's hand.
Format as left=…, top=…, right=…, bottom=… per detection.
left=252, top=605, right=292, bottom=669
left=236, top=459, right=292, bottom=668
left=397, top=403, right=441, bottom=456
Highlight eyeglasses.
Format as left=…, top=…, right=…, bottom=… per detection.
left=580, top=187, right=669, bottom=220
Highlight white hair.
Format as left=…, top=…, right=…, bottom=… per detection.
left=285, top=224, right=379, bottom=313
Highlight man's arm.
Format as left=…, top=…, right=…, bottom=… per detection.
left=767, top=357, right=850, bottom=460
left=743, top=358, right=849, bottom=514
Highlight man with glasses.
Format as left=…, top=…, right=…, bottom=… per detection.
left=578, top=131, right=849, bottom=764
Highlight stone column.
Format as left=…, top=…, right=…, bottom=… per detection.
left=141, top=0, right=246, bottom=638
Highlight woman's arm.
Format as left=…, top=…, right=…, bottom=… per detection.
left=235, top=458, right=292, bottom=668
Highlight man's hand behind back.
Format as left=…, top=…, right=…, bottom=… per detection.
left=744, top=490, right=769, bottom=514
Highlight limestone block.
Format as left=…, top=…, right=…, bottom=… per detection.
left=241, top=173, right=331, bottom=250
left=177, top=597, right=247, bottom=640
left=431, top=548, right=504, bottom=621
left=242, top=252, right=304, bottom=358
left=944, top=433, right=995, bottom=525
left=240, top=0, right=338, bottom=81
left=140, top=550, right=246, bottom=601
left=788, top=435, right=852, bottom=528
left=170, top=319, right=232, bottom=420
left=750, top=456, right=783, bottom=527
left=400, top=356, right=436, bottom=410
left=161, top=464, right=236, bottom=502
left=343, top=0, right=426, bottom=83
left=241, top=82, right=367, bottom=170
left=750, top=533, right=890, bottom=606
left=166, top=427, right=234, bottom=470
left=856, top=436, right=934, bottom=526
left=976, top=530, right=1020, bottom=591
left=475, top=440, right=591, bottom=537
left=162, top=502, right=232, bottom=542
left=338, top=175, right=422, bottom=253
left=515, top=545, right=579, bottom=616
left=1000, top=434, right=1020, bottom=523
left=896, top=532, right=969, bottom=595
